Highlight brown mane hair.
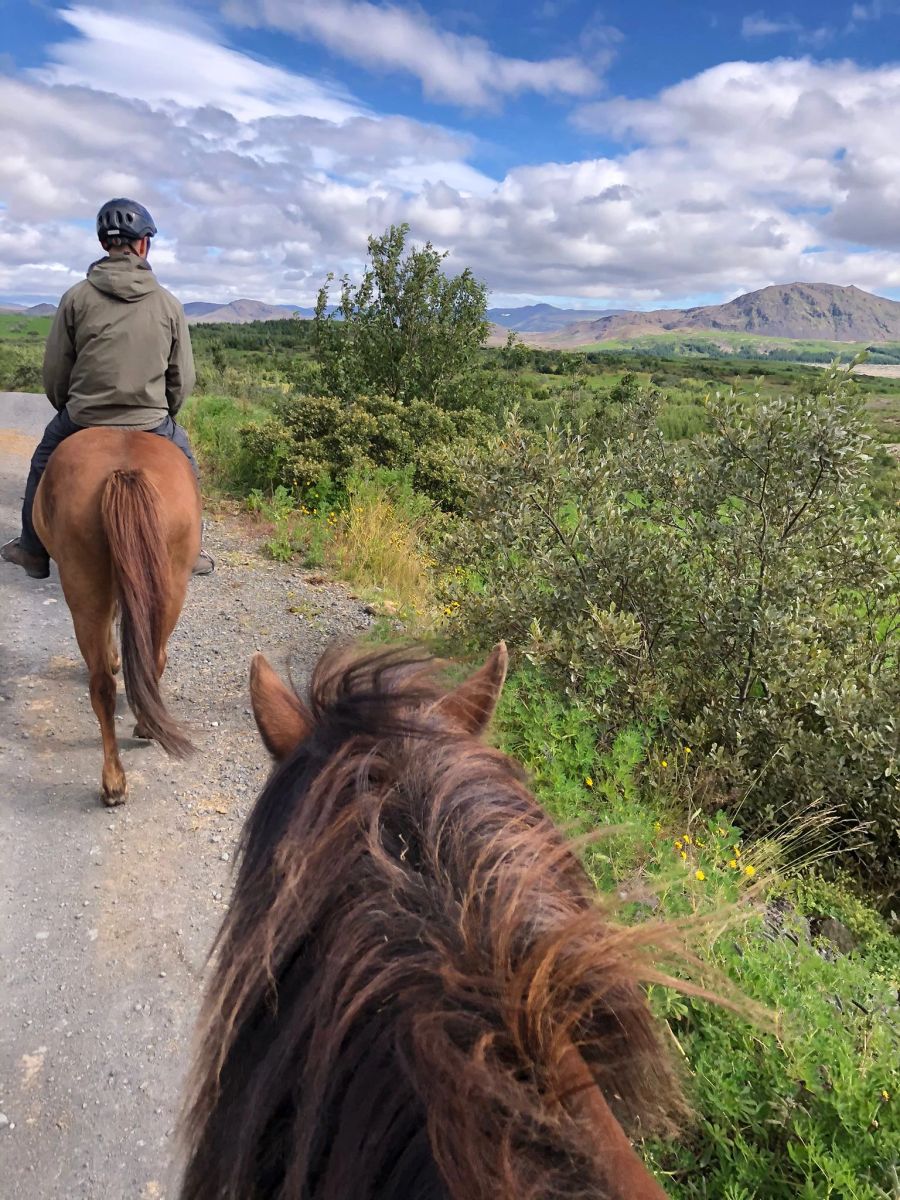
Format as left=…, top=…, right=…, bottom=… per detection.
left=180, top=645, right=693, bottom=1200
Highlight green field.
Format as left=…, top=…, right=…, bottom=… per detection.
left=570, top=327, right=900, bottom=363
left=0, top=312, right=53, bottom=340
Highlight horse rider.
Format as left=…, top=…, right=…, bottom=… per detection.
left=1, top=198, right=214, bottom=579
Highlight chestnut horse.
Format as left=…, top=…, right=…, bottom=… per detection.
left=181, top=642, right=695, bottom=1200
left=33, top=426, right=198, bottom=803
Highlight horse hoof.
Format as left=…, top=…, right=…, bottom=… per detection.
left=133, top=723, right=153, bottom=740
left=110, top=658, right=121, bottom=676
left=101, top=772, right=127, bottom=811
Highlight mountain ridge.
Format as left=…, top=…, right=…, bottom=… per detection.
left=507, top=283, right=900, bottom=347
left=186, top=299, right=313, bottom=324
left=5, top=284, right=900, bottom=345
left=486, top=303, right=627, bottom=332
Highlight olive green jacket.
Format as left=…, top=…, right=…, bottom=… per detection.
left=43, top=255, right=195, bottom=429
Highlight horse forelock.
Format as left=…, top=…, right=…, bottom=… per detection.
left=181, top=646, right=689, bottom=1200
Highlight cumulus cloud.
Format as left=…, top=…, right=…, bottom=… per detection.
left=224, top=0, right=600, bottom=107
left=5, top=11, right=900, bottom=306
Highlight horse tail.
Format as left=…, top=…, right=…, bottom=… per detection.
left=101, top=468, right=193, bottom=759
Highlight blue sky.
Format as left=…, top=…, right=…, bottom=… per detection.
left=2, top=0, right=900, bottom=307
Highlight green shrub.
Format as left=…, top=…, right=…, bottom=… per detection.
left=439, top=372, right=900, bottom=904
left=0, top=344, right=43, bottom=391
left=237, top=391, right=490, bottom=511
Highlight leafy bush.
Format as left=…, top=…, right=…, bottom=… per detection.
left=439, top=372, right=900, bottom=904
left=0, top=344, right=44, bottom=391
left=239, top=391, right=491, bottom=510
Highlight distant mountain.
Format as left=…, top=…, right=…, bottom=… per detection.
left=187, top=299, right=312, bottom=324
left=522, top=283, right=900, bottom=348
left=487, top=302, right=626, bottom=333
left=0, top=302, right=57, bottom=316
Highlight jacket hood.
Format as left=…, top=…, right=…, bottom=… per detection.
left=87, top=254, right=159, bottom=302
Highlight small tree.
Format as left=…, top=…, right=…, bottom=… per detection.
left=314, top=224, right=489, bottom=411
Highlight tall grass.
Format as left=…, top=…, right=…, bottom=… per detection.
left=330, top=472, right=433, bottom=616
left=245, top=466, right=435, bottom=621
left=181, top=392, right=273, bottom=493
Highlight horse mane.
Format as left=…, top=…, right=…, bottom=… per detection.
left=180, top=646, right=691, bottom=1200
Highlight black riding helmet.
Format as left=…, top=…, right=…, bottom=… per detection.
left=96, top=198, right=157, bottom=247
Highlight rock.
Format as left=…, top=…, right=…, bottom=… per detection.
left=808, top=915, right=857, bottom=955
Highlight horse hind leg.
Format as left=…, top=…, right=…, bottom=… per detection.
left=70, top=602, right=127, bottom=804
left=91, top=668, right=127, bottom=804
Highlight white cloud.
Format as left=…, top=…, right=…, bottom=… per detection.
left=36, top=6, right=362, bottom=123
left=5, top=13, right=900, bottom=307
left=224, top=0, right=600, bottom=108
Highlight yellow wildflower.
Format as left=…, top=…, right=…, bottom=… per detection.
left=584, top=776, right=593, bottom=789
left=680, top=851, right=687, bottom=861
left=728, top=859, right=738, bottom=869
left=660, top=759, right=668, bottom=768
left=744, top=865, right=756, bottom=878
left=695, top=870, right=705, bottom=881
left=684, top=747, right=692, bottom=756
left=683, top=834, right=692, bottom=845
left=880, top=1089, right=891, bottom=1102
left=674, top=840, right=683, bottom=850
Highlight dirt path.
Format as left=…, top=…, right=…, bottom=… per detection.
left=0, top=393, right=372, bottom=1197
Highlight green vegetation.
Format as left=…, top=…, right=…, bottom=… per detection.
left=500, top=675, right=900, bottom=1198
left=569, top=328, right=900, bottom=362
left=4, top=230, right=899, bottom=1195
left=438, top=375, right=899, bottom=905
left=0, top=313, right=54, bottom=340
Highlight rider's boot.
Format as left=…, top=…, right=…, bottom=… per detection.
left=1, top=538, right=50, bottom=579
left=193, top=549, right=215, bottom=575
left=193, top=519, right=214, bottom=575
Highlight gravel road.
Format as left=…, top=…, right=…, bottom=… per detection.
left=0, top=392, right=372, bottom=1197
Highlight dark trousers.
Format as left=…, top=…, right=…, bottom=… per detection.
left=19, top=409, right=200, bottom=556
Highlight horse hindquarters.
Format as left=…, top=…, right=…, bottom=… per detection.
left=101, top=468, right=193, bottom=760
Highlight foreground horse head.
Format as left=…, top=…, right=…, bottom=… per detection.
left=33, top=427, right=198, bottom=803
left=181, top=643, right=690, bottom=1200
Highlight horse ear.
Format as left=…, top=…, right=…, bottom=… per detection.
left=250, top=654, right=313, bottom=760
left=436, top=642, right=508, bottom=735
